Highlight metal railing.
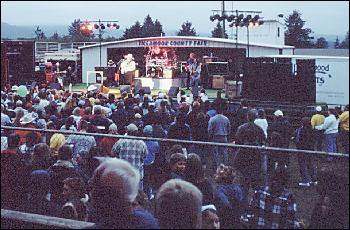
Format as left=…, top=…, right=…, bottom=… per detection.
left=1, top=126, right=348, bottom=159
left=1, top=126, right=349, bottom=228
left=1, top=209, right=94, bottom=229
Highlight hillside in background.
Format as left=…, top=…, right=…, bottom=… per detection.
left=1, top=22, right=345, bottom=47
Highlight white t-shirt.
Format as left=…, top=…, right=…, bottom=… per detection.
left=254, top=118, right=268, bottom=138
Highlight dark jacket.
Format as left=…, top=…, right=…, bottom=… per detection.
left=167, top=122, right=191, bottom=141
left=215, top=184, right=244, bottom=229
left=268, top=117, right=294, bottom=148
left=48, top=160, right=80, bottom=205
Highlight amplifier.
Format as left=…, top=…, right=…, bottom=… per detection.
left=212, top=75, right=225, bottom=89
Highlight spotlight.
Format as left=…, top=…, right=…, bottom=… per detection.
left=87, top=24, right=93, bottom=31
left=237, top=14, right=244, bottom=21
left=114, top=24, right=120, bottom=29
left=100, top=23, right=105, bottom=30
left=258, top=20, right=264, bottom=26
left=239, top=22, right=246, bottom=27
left=94, top=24, right=99, bottom=29
left=249, top=22, right=255, bottom=27
left=107, top=23, right=111, bottom=28
left=243, top=15, right=252, bottom=23
left=227, top=15, right=236, bottom=22
left=210, top=15, right=215, bottom=21
left=213, top=14, right=221, bottom=20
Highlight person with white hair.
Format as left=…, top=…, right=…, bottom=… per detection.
left=88, top=158, right=159, bottom=229
left=156, top=179, right=203, bottom=229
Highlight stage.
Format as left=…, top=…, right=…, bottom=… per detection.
left=134, top=77, right=185, bottom=91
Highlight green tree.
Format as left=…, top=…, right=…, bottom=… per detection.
left=334, top=36, right=340, bottom=48
left=211, top=22, right=228, bottom=38
left=121, top=21, right=143, bottom=40
left=154, top=19, right=165, bottom=37
left=285, top=10, right=314, bottom=48
left=49, top=31, right=60, bottom=42
left=141, top=14, right=155, bottom=37
left=68, top=19, right=94, bottom=42
left=177, top=21, right=197, bottom=36
left=339, top=31, right=349, bottom=48
left=34, top=26, right=46, bottom=41
left=315, top=37, right=328, bottom=48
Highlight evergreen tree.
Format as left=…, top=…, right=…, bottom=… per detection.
left=121, top=21, right=143, bottom=40
left=315, top=37, right=328, bottom=48
left=154, top=19, right=165, bottom=37
left=49, top=31, right=60, bottom=42
left=34, top=26, right=46, bottom=41
left=177, top=21, right=197, bottom=36
left=211, top=22, right=228, bottom=38
left=334, top=36, right=340, bottom=48
left=285, top=10, right=314, bottom=48
left=141, top=14, right=155, bottom=37
left=339, top=31, right=349, bottom=48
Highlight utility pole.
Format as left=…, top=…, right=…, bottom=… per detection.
left=222, top=1, right=225, bottom=38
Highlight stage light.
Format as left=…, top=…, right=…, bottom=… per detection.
left=227, top=15, right=236, bottom=22
left=253, top=15, right=260, bottom=21
left=210, top=15, right=215, bottom=21
left=114, top=24, right=120, bottom=29
left=239, top=22, right=246, bottom=27
left=80, top=25, right=86, bottom=31
left=243, top=15, right=252, bottom=23
left=100, top=24, right=105, bottom=30
left=237, top=14, right=244, bottom=21
left=214, top=14, right=221, bottom=20
left=258, top=20, right=264, bottom=26
left=107, top=23, right=111, bottom=28
left=87, top=24, right=93, bottom=31
left=249, top=22, right=255, bottom=27
left=94, top=24, right=99, bottom=29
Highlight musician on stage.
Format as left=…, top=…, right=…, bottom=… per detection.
left=120, top=54, right=136, bottom=85
left=186, top=53, right=196, bottom=89
left=188, top=56, right=202, bottom=98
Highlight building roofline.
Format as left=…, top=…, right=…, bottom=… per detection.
left=78, top=36, right=294, bottom=50
left=264, top=54, right=349, bottom=60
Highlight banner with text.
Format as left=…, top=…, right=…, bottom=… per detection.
left=138, top=40, right=208, bottom=47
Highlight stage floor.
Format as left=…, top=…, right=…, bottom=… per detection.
left=69, top=83, right=226, bottom=100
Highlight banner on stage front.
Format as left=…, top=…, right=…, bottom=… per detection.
left=138, top=39, right=208, bottom=47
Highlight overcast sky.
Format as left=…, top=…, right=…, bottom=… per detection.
left=1, top=1, right=349, bottom=36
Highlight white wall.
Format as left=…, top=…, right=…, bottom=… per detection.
left=234, top=20, right=285, bottom=46
left=82, top=46, right=108, bottom=83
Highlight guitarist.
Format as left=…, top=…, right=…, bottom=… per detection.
left=186, top=53, right=196, bottom=89
left=188, top=58, right=202, bottom=98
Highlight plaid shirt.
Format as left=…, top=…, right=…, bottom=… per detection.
left=249, top=186, right=298, bottom=229
left=111, top=138, right=148, bottom=179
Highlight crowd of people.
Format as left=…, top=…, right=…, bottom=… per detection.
left=1, top=83, right=349, bottom=229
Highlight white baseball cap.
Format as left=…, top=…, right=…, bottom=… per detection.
left=316, top=106, right=322, bottom=112
left=274, top=110, right=283, bottom=117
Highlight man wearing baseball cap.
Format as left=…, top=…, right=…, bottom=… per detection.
left=267, top=109, right=294, bottom=168
left=311, top=106, right=325, bottom=151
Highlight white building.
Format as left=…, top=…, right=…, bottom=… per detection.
left=229, top=20, right=285, bottom=46
left=79, top=36, right=294, bottom=83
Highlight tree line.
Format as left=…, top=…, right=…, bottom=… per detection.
left=32, top=12, right=348, bottom=49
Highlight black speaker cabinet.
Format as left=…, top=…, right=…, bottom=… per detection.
left=168, top=86, right=179, bottom=97
left=119, top=85, right=131, bottom=94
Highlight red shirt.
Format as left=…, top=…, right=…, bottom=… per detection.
left=99, top=137, right=119, bottom=156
